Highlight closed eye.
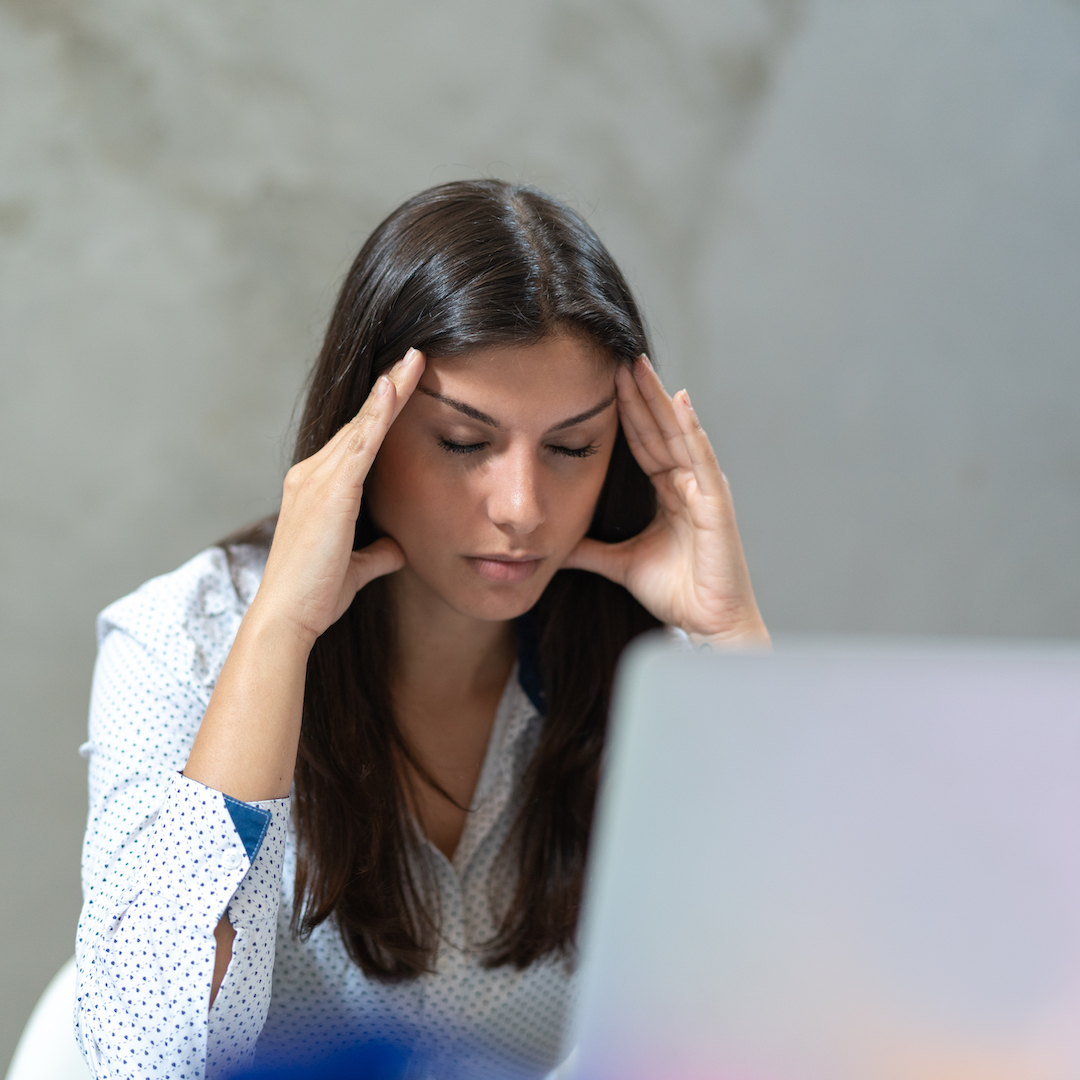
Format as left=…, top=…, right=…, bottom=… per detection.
left=438, top=437, right=487, bottom=455
left=438, top=438, right=600, bottom=459
left=549, top=443, right=600, bottom=459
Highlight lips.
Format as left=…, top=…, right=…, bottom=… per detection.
left=466, top=555, right=543, bottom=583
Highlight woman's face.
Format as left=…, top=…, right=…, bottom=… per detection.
left=366, top=333, right=620, bottom=623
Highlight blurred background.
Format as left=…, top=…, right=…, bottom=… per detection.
left=1, top=0, right=1078, bottom=1065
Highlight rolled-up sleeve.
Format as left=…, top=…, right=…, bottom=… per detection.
left=77, top=603, right=288, bottom=1079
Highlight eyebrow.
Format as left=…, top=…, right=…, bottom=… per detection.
left=418, top=388, right=616, bottom=434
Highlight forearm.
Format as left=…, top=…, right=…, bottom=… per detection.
left=184, top=600, right=314, bottom=801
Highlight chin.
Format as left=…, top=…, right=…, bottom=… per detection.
left=451, top=582, right=548, bottom=623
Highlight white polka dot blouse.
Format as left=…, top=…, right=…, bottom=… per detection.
left=75, top=546, right=576, bottom=1079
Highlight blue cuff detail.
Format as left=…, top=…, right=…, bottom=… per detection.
left=222, top=795, right=273, bottom=863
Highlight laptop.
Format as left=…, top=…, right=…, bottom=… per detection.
left=569, top=637, right=1080, bottom=1080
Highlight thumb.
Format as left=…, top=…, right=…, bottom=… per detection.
left=562, top=535, right=632, bottom=585
left=345, top=536, right=406, bottom=596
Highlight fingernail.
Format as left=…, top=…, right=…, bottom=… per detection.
left=402, top=347, right=419, bottom=366
left=680, top=390, right=695, bottom=413
left=375, top=375, right=391, bottom=397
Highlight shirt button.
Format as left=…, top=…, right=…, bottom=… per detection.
left=223, top=849, right=244, bottom=869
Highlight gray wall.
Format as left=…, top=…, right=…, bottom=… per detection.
left=2, top=0, right=1077, bottom=1065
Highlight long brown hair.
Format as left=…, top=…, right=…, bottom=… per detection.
left=229, top=180, right=660, bottom=979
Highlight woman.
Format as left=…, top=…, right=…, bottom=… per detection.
left=75, top=180, right=768, bottom=1080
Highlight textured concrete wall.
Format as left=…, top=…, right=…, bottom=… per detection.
left=704, top=0, right=1080, bottom=636
left=1, top=0, right=1077, bottom=1064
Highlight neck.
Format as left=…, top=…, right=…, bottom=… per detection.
left=389, top=568, right=516, bottom=707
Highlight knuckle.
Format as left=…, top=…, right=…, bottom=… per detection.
left=346, top=412, right=386, bottom=456
left=345, top=427, right=372, bottom=456
left=282, top=464, right=304, bottom=493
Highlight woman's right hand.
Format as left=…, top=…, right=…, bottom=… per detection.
left=252, top=347, right=426, bottom=646
left=184, top=348, right=425, bottom=804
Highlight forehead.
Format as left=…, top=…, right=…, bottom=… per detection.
left=418, top=335, right=617, bottom=423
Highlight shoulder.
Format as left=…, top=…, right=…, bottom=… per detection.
left=96, top=544, right=268, bottom=700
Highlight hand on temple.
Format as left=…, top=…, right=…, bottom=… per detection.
left=564, top=357, right=770, bottom=650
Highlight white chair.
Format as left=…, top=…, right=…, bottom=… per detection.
left=5, top=958, right=91, bottom=1080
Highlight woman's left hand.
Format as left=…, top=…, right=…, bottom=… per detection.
left=563, top=356, right=770, bottom=649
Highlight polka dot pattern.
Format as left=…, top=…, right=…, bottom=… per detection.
left=76, top=547, right=576, bottom=1079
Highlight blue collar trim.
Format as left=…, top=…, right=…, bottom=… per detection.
left=515, top=610, right=547, bottom=716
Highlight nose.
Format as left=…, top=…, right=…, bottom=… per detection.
left=485, top=443, right=545, bottom=536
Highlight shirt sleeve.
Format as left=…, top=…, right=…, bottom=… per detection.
left=76, top=625, right=289, bottom=1080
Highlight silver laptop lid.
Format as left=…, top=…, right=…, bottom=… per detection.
left=571, top=639, right=1080, bottom=1080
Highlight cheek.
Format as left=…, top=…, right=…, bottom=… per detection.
left=556, top=454, right=617, bottom=539
left=367, top=440, right=470, bottom=541
left=366, top=435, right=419, bottom=532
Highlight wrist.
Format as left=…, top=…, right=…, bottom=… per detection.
left=241, top=597, right=321, bottom=658
left=686, top=618, right=771, bottom=652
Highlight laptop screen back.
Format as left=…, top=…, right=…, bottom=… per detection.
left=571, top=640, right=1080, bottom=1080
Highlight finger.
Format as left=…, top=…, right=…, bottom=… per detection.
left=312, top=348, right=426, bottom=465
left=384, top=347, right=425, bottom=423
left=315, top=372, right=400, bottom=485
left=618, top=408, right=663, bottom=477
left=561, top=535, right=632, bottom=585
left=291, top=412, right=356, bottom=476
left=616, top=362, right=676, bottom=474
left=344, top=536, right=406, bottom=596
left=348, top=347, right=424, bottom=424
left=633, top=357, right=694, bottom=470
left=336, top=347, right=424, bottom=452
left=672, top=390, right=728, bottom=501
left=317, top=347, right=425, bottom=481
left=617, top=397, right=664, bottom=476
